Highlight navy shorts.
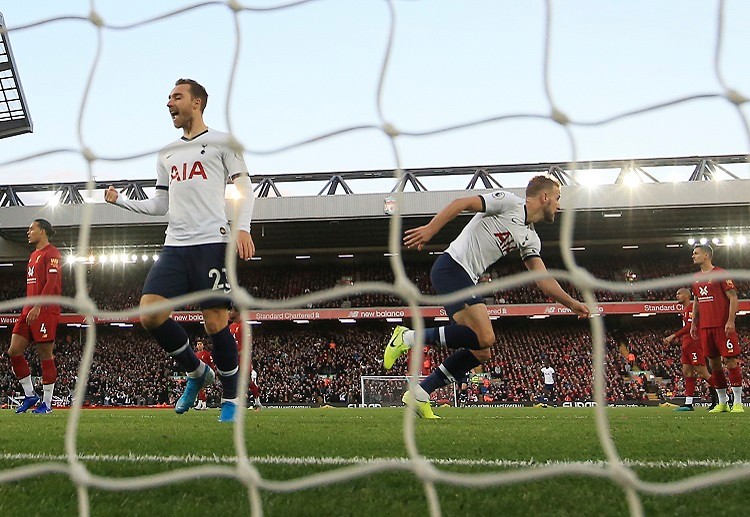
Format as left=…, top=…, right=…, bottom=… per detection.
left=142, top=243, right=232, bottom=310
left=430, top=253, right=484, bottom=319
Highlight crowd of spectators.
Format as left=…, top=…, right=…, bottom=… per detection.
left=1, top=254, right=750, bottom=313
left=2, top=317, right=748, bottom=407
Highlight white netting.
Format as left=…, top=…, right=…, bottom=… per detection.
left=0, top=2, right=749, bottom=517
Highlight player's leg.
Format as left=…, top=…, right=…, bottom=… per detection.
left=190, top=243, right=237, bottom=422
left=249, top=372, right=262, bottom=410
left=676, top=364, right=696, bottom=411
left=412, top=304, right=493, bottom=408
left=7, top=328, right=39, bottom=412
left=203, top=306, right=239, bottom=422
left=385, top=254, right=485, bottom=369
left=32, top=340, right=55, bottom=414
left=703, top=329, right=730, bottom=413
left=723, top=332, right=743, bottom=412
left=141, top=248, right=213, bottom=414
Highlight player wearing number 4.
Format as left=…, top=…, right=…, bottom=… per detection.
left=7, top=219, right=62, bottom=414
left=385, top=176, right=589, bottom=418
left=690, top=244, right=744, bottom=413
left=106, top=79, right=256, bottom=423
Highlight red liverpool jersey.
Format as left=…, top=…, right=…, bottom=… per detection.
left=692, top=267, right=735, bottom=329
left=673, top=305, right=697, bottom=346
left=25, top=244, right=62, bottom=315
left=196, top=350, right=213, bottom=369
left=229, top=321, right=253, bottom=370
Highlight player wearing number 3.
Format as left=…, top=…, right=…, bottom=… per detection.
left=106, top=79, right=255, bottom=423
left=7, top=219, right=62, bottom=414
left=690, top=244, right=744, bottom=413
left=384, top=176, right=589, bottom=418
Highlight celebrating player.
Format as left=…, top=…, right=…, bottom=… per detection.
left=689, top=244, right=744, bottom=413
left=663, top=287, right=716, bottom=411
left=384, top=176, right=589, bottom=418
left=228, top=307, right=263, bottom=411
left=194, top=339, right=213, bottom=410
left=7, top=219, right=62, bottom=414
left=105, top=79, right=255, bottom=423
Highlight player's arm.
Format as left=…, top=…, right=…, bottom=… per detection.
left=231, top=173, right=255, bottom=260
left=404, top=196, right=483, bottom=251
left=725, top=288, right=738, bottom=335
left=690, top=298, right=699, bottom=340
left=28, top=252, right=61, bottom=323
left=105, top=185, right=169, bottom=215
left=524, top=256, right=589, bottom=318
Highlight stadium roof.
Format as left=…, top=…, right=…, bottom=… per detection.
left=1, top=180, right=750, bottom=261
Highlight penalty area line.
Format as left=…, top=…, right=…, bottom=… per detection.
left=0, top=453, right=748, bottom=470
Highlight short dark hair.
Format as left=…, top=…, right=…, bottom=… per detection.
left=693, top=243, right=713, bottom=258
left=34, top=218, right=55, bottom=237
left=526, top=175, right=560, bottom=198
left=175, top=78, right=208, bottom=113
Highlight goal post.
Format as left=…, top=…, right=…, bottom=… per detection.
left=360, top=375, right=458, bottom=407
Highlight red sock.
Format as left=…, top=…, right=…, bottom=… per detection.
left=728, top=366, right=743, bottom=387
left=249, top=382, right=260, bottom=399
left=41, top=358, right=57, bottom=384
left=10, top=355, right=31, bottom=379
left=684, top=376, right=696, bottom=397
left=712, top=370, right=728, bottom=390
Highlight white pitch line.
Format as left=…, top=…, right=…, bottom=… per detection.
left=1, top=452, right=748, bottom=470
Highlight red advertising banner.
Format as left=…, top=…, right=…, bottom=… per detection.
left=2, top=301, right=749, bottom=326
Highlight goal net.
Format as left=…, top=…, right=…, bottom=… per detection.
left=360, top=375, right=457, bottom=407
left=0, top=2, right=749, bottom=517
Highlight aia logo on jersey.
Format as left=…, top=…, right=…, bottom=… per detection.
left=699, top=286, right=709, bottom=297
left=171, top=161, right=208, bottom=183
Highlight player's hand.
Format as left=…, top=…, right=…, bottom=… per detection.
left=403, top=225, right=436, bottom=251
left=689, top=323, right=698, bottom=341
left=570, top=301, right=590, bottom=319
left=236, top=230, right=255, bottom=260
left=725, top=321, right=736, bottom=336
left=104, top=186, right=119, bottom=204
left=26, top=305, right=41, bottom=324
left=662, top=335, right=674, bottom=345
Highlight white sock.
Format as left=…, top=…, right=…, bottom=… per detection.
left=412, top=384, right=430, bottom=402
left=43, top=383, right=54, bottom=407
left=685, top=396, right=693, bottom=405
left=403, top=330, right=415, bottom=347
left=732, top=386, right=743, bottom=405
left=717, top=388, right=728, bottom=405
left=19, top=375, right=35, bottom=397
left=186, top=362, right=206, bottom=379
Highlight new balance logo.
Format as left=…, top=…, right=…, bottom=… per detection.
left=699, top=286, right=709, bottom=297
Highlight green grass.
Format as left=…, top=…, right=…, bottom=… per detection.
left=0, top=407, right=748, bottom=516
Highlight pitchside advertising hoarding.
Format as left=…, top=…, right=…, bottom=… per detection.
left=2, top=301, right=750, bottom=325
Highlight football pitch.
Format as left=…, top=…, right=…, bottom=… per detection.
left=0, top=407, right=748, bottom=516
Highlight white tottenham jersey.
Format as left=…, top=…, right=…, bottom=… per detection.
left=542, top=366, right=555, bottom=384
left=445, top=191, right=542, bottom=282
left=157, top=129, right=248, bottom=246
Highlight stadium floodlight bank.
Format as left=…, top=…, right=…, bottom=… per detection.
left=360, top=375, right=457, bottom=407
left=0, top=13, right=33, bottom=139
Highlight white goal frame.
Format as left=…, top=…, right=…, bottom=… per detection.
left=360, top=375, right=458, bottom=407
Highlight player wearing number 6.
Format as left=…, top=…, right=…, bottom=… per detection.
left=7, top=219, right=62, bottom=414
left=689, top=244, right=744, bottom=413
left=105, top=79, right=255, bottom=423
left=385, top=176, right=589, bottom=418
